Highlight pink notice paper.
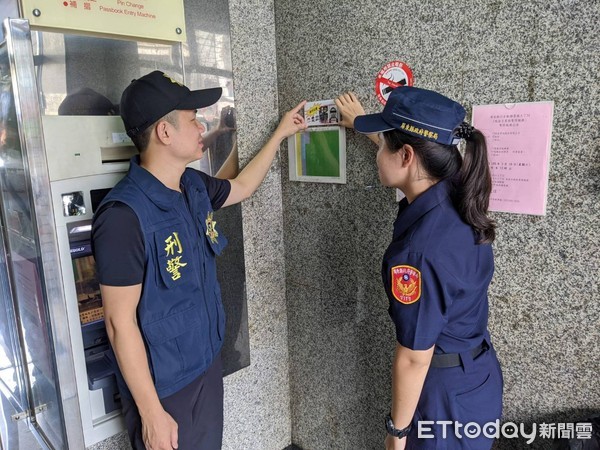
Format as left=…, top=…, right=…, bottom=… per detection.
left=472, top=102, right=554, bottom=215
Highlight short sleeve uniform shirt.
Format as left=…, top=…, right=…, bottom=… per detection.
left=382, top=180, right=494, bottom=354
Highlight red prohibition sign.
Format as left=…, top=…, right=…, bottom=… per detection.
left=375, top=61, right=414, bottom=105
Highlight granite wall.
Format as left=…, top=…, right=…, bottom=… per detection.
left=275, top=0, right=599, bottom=449
left=223, top=0, right=293, bottom=448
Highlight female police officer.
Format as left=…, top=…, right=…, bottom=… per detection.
left=336, top=88, right=503, bottom=450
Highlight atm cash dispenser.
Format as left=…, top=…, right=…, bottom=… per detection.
left=42, top=115, right=135, bottom=446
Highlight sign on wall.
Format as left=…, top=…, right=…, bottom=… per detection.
left=375, top=60, right=414, bottom=105
left=472, top=101, right=554, bottom=215
left=21, top=0, right=186, bottom=43
left=288, top=99, right=347, bottom=184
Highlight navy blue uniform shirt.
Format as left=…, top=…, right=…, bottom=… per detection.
left=382, top=180, right=494, bottom=353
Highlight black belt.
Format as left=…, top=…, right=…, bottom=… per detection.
left=430, top=342, right=488, bottom=368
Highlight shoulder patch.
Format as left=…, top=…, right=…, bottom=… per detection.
left=390, top=265, right=421, bottom=304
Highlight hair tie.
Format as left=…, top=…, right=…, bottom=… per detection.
left=454, top=122, right=474, bottom=140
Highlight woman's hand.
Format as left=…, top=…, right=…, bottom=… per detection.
left=385, top=434, right=407, bottom=450
left=274, top=100, right=308, bottom=140
left=335, top=92, right=366, bottom=129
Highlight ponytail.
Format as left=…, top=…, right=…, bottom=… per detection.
left=454, top=129, right=496, bottom=244
left=383, top=128, right=496, bottom=244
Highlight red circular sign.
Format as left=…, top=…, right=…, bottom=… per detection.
left=375, top=61, right=414, bottom=105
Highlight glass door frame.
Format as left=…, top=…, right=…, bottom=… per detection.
left=0, top=17, right=84, bottom=449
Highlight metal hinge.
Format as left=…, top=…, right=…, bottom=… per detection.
left=11, top=404, right=48, bottom=422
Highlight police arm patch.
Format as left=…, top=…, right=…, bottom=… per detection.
left=390, top=265, right=421, bottom=304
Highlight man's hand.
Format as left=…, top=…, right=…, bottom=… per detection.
left=217, top=106, right=236, bottom=133
left=335, top=92, right=366, bottom=129
left=142, top=407, right=179, bottom=450
left=222, top=99, right=307, bottom=207
left=385, top=434, right=407, bottom=450
left=273, top=100, right=308, bottom=140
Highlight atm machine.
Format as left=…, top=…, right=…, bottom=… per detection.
left=43, top=114, right=135, bottom=445
left=0, top=25, right=135, bottom=440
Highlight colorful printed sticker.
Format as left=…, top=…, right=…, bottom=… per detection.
left=375, top=61, right=414, bottom=105
left=303, top=99, right=340, bottom=127
left=391, top=265, right=421, bottom=304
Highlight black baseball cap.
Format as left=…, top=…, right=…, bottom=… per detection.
left=354, top=86, right=466, bottom=145
left=120, top=70, right=222, bottom=138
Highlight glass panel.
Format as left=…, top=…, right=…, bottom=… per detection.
left=0, top=390, right=43, bottom=450
left=182, top=0, right=250, bottom=376
left=0, top=39, right=67, bottom=448
left=0, top=217, right=28, bottom=410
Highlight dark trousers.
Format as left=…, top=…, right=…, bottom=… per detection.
left=122, top=355, right=224, bottom=450
left=407, top=347, right=504, bottom=450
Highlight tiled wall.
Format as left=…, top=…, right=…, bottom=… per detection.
left=276, top=0, right=599, bottom=449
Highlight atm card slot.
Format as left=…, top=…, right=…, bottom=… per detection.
left=100, top=145, right=137, bottom=164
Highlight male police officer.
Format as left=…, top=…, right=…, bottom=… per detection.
left=92, top=71, right=306, bottom=450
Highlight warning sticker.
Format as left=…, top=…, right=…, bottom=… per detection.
left=375, top=61, right=414, bottom=105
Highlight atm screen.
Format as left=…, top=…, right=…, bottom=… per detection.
left=90, top=188, right=111, bottom=213
left=72, top=253, right=103, bottom=325
left=68, top=219, right=104, bottom=325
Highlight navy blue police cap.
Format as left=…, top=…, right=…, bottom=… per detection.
left=120, top=70, right=222, bottom=138
left=354, top=86, right=466, bottom=145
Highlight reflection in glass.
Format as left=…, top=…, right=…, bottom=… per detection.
left=0, top=223, right=26, bottom=404
left=0, top=40, right=66, bottom=448
left=201, top=105, right=238, bottom=177
left=182, top=0, right=249, bottom=375
left=195, top=30, right=229, bottom=70
left=61, top=191, right=86, bottom=217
